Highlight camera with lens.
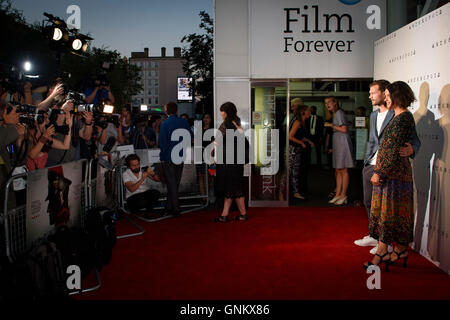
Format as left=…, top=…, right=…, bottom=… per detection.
left=141, top=166, right=149, bottom=173
left=65, top=91, right=97, bottom=114
left=0, top=64, right=24, bottom=96
left=7, top=104, right=37, bottom=115
left=19, top=115, right=36, bottom=129
left=36, top=110, right=46, bottom=125
left=93, top=111, right=119, bottom=130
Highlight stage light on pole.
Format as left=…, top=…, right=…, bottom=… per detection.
left=53, top=27, right=63, bottom=41
left=72, top=38, right=83, bottom=51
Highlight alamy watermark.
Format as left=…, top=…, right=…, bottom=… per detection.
left=169, top=122, right=280, bottom=175
left=366, top=265, right=381, bottom=290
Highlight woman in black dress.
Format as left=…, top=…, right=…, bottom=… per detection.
left=214, top=102, right=248, bottom=222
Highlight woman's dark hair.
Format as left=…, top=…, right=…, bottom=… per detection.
left=202, top=113, right=212, bottom=128
left=220, top=102, right=241, bottom=126
left=125, top=154, right=140, bottom=167
left=387, top=81, right=416, bottom=109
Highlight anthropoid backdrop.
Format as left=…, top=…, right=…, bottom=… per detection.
left=374, top=3, right=450, bottom=274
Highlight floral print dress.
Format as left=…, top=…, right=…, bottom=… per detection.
left=369, top=111, right=416, bottom=246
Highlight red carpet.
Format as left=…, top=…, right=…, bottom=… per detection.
left=77, top=207, right=450, bottom=300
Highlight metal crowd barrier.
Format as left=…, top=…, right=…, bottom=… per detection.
left=91, top=152, right=146, bottom=239
left=117, top=161, right=210, bottom=223
left=0, top=159, right=101, bottom=296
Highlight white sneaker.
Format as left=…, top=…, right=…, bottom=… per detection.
left=354, top=235, right=378, bottom=247
left=370, top=244, right=393, bottom=254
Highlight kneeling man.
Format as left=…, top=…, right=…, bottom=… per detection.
left=123, top=154, right=161, bottom=214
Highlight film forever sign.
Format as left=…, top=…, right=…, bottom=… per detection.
left=250, top=0, right=386, bottom=78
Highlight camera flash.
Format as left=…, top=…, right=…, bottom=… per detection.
left=24, top=61, right=32, bottom=72
left=140, top=104, right=148, bottom=112
left=103, top=105, right=114, bottom=114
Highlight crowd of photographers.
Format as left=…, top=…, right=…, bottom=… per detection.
left=0, top=73, right=165, bottom=211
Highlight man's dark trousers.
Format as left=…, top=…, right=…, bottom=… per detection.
left=162, top=161, right=184, bottom=214
left=127, top=189, right=161, bottom=213
left=362, top=164, right=374, bottom=219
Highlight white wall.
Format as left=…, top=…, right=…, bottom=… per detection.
left=374, top=3, right=450, bottom=274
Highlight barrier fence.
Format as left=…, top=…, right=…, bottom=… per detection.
left=1, top=150, right=212, bottom=297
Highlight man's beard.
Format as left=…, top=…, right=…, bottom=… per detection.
left=131, top=168, right=140, bottom=173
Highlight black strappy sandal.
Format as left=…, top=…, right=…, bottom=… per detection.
left=363, top=251, right=391, bottom=272
left=214, top=215, right=229, bottom=223
left=389, top=249, right=409, bottom=268
left=234, top=214, right=248, bottom=221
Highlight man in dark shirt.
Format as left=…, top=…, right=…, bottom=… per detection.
left=159, top=102, right=192, bottom=216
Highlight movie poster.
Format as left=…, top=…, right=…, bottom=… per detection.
left=26, top=160, right=85, bottom=247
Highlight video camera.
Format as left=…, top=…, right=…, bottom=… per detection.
left=6, top=104, right=37, bottom=115
left=0, top=64, right=25, bottom=96
left=6, top=104, right=47, bottom=130
left=65, top=91, right=98, bottom=114
left=88, top=73, right=109, bottom=88
left=93, top=113, right=120, bottom=130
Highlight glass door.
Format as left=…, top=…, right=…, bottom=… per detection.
left=249, top=81, right=289, bottom=207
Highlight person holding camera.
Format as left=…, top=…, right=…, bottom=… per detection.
left=45, top=102, right=74, bottom=167
left=95, top=113, right=124, bottom=156
left=123, top=154, right=161, bottom=215
left=36, top=82, right=65, bottom=111
left=25, top=112, right=73, bottom=171
left=84, top=77, right=115, bottom=105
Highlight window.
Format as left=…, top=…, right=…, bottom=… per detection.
left=155, top=97, right=159, bottom=104
left=154, top=79, right=159, bottom=87
left=149, top=98, right=151, bottom=104
left=148, top=89, right=152, bottom=95
left=154, top=88, right=159, bottom=96
left=141, top=98, right=144, bottom=103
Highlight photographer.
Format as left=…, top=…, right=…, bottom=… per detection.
left=129, top=116, right=153, bottom=149
left=84, top=77, right=115, bottom=105
left=123, top=154, right=161, bottom=215
left=95, top=112, right=124, bottom=156
left=36, top=82, right=65, bottom=111
left=74, top=110, right=94, bottom=160
left=45, top=103, right=74, bottom=167
left=0, top=105, right=19, bottom=212
left=120, top=105, right=132, bottom=145
left=26, top=112, right=72, bottom=171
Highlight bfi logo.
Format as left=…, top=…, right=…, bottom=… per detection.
left=66, top=5, right=81, bottom=30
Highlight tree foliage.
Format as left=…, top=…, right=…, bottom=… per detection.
left=61, top=47, right=142, bottom=108
left=181, top=11, right=213, bottom=115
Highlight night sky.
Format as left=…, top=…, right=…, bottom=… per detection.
left=12, top=0, right=213, bottom=58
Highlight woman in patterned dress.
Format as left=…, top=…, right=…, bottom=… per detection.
left=363, top=81, right=417, bottom=271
